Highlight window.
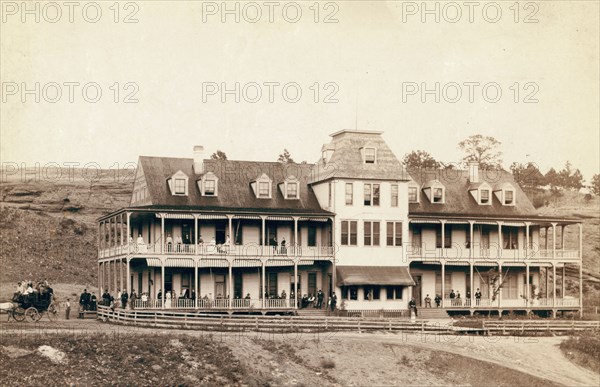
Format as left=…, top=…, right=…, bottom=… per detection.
left=204, top=179, right=216, bottom=196
left=363, top=183, right=380, bottom=206
left=386, top=286, right=403, bottom=300
left=341, top=220, right=358, bottom=246
left=503, top=227, right=519, bottom=250
left=386, top=222, right=403, bottom=246
left=267, top=272, right=278, bottom=297
left=364, top=147, right=376, bottom=164
left=286, top=182, right=298, bottom=199
left=504, top=190, right=514, bottom=205
left=480, top=189, right=490, bottom=204
left=433, top=187, right=443, bottom=203
left=364, top=221, right=380, bottom=246
left=435, top=224, right=452, bottom=248
left=345, top=183, right=353, bottom=205
left=341, top=286, right=358, bottom=300
left=391, top=184, right=398, bottom=207
left=364, top=286, right=380, bottom=300
left=258, top=182, right=270, bottom=198
left=174, top=178, right=186, bottom=194
left=408, top=187, right=418, bottom=202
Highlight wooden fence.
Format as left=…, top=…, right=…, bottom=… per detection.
left=96, top=306, right=468, bottom=334
left=483, top=320, right=600, bottom=334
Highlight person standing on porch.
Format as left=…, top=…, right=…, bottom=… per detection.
left=424, top=294, right=432, bottom=308
left=280, top=237, right=287, bottom=255
left=130, top=289, right=137, bottom=310
left=316, top=290, right=324, bottom=309
left=466, top=290, right=471, bottom=306
left=330, top=292, right=337, bottom=312
left=456, top=291, right=462, bottom=306
left=121, top=289, right=128, bottom=309
left=449, top=290, right=456, bottom=306
left=434, top=294, right=441, bottom=308
left=475, top=288, right=482, bottom=306
left=409, top=297, right=418, bottom=317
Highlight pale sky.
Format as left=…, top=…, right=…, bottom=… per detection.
left=2, top=1, right=599, bottom=180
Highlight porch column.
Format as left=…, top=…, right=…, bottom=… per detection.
left=119, top=257, right=124, bottom=290
left=440, top=220, right=446, bottom=258
left=160, top=214, right=165, bottom=254
left=525, top=263, right=530, bottom=304
left=194, top=215, right=199, bottom=255
left=97, top=223, right=101, bottom=255
left=293, top=216, right=298, bottom=255
left=469, top=221, right=474, bottom=261
left=113, top=217, right=117, bottom=253
left=228, top=259, right=233, bottom=305
left=120, top=213, right=124, bottom=247
left=552, top=263, right=556, bottom=308
left=194, top=259, right=198, bottom=308
left=552, top=223, right=557, bottom=260
left=561, top=225, right=565, bottom=252
left=261, top=260, right=266, bottom=309
left=497, top=221, right=503, bottom=258
left=441, top=262, right=445, bottom=307
left=545, top=265, right=549, bottom=299
left=126, top=212, right=131, bottom=250
left=108, top=218, right=112, bottom=254
left=261, top=216, right=266, bottom=252
left=331, top=217, right=336, bottom=296
left=126, top=258, right=131, bottom=293
left=525, top=222, right=530, bottom=259
left=497, top=263, right=502, bottom=308
left=578, top=223, right=583, bottom=317
left=294, top=260, right=298, bottom=309
left=161, top=261, right=165, bottom=309
left=562, top=265, right=566, bottom=299
left=113, top=260, right=117, bottom=293
left=469, top=262, right=474, bottom=307
left=98, top=262, right=102, bottom=295
left=544, top=227, right=548, bottom=249
left=227, top=214, right=233, bottom=247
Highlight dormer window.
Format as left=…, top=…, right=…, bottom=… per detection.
left=286, top=182, right=298, bottom=199
left=198, top=172, right=219, bottom=196
left=480, top=189, right=490, bottom=204
left=433, top=188, right=443, bottom=203
left=504, top=190, right=514, bottom=205
left=251, top=173, right=273, bottom=199
left=259, top=182, right=270, bottom=197
left=168, top=170, right=189, bottom=196
left=174, top=179, right=186, bottom=194
left=365, top=148, right=376, bottom=164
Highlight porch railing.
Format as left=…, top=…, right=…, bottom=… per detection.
left=408, top=246, right=580, bottom=261
left=131, top=298, right=296, bottom=309
left=440, top=297, right=580, bottom=308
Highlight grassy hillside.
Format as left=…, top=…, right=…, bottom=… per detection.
left=1, top=170, right=598, bottom=304
left=0, top=169, right=131, bottom=285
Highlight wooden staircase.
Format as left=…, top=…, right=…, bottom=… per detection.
left=417, top=308, right=450, bottom=319
left=296, top=307, right=329, bottom=317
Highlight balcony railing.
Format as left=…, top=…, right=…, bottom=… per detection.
left=99, top=243, right=334, bottom=259
left=408, top=245, right=580, bottom=261
left=131, top=298, right=296, bottom=310
left=439, top=297, right=580, bottom=308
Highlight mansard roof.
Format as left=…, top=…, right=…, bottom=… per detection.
left=408, top=167, right=537, bottom=217
left=137, top=156, right=331, bottom=215
left=310, top=130, right=409, bottom=183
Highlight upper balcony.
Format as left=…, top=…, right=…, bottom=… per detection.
left=99, top=242, right=335, bottom=260
left=408, top=245, right=580, bottom=263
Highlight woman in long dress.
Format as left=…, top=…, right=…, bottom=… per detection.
left=165, top=291, right=172, bottom=308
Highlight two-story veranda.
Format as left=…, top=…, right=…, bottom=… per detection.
left=98, top=208, right=335, bottom=311
left=406, top=215, right=583, bottom=316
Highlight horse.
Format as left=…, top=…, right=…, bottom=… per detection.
left=0, top=301, right=16, bottom=320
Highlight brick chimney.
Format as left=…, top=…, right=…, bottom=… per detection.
left=193, top=146, right=204, bottom=174
left=468, top=161, right=479, bottom=183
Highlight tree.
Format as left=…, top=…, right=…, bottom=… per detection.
left=545, top=168, right=560, bottom=189
left=210, top=150, right=228, bottom=160
left=402, top=150, right=441, bottom=170
left=591, top=174, right=600, bottom=196
left=458, top=134, right=502, bottom=168
left=557, top=161, right=584, bottom=190
left=277, top=149, right=294, bottom=163
left=510, top=162, right=545, bottom=189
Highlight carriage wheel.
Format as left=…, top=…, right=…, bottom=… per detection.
left=47, top=304, right=60, bottom=321
left=12, top=306, right=26, bottom=322
left=25, top=307, right=40, bottom=322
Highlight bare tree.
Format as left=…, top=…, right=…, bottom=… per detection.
left=210, top=150, right=228, bottom=160
left=277, top=149, right=294, bottom=163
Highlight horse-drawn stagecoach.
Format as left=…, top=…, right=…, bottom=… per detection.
left=1, top=292, right=60, bottom=322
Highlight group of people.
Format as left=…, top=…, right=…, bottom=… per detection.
left=299, top=289, right=327, bottom=309
left=78, top=289, right=98, bottom=311
left=99, top=288, right=142, bottom=311
left=13, top=280, right=54, bottom=302
left=420, top=287, right=485, bottom=309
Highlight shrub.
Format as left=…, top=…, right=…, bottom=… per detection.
left=320, top=358, right=336, bottom=369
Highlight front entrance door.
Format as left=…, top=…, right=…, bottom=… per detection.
left=214, top=274, right=225, bottom=298
left=413, top=275, right=422, bottom=306
left=308, top=272, right=317, bottom=296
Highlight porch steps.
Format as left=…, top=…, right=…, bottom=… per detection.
left=418, top=308, right=450, bottom=319
left=296, top=307, right=329, bottom=317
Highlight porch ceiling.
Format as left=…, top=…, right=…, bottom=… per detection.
left=336, top=266, right=415, bottom=286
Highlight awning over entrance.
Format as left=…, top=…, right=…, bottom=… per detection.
left=336, top=266, right=415, bottom=286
